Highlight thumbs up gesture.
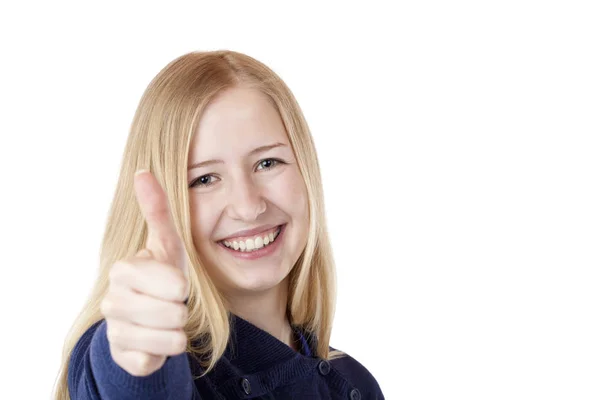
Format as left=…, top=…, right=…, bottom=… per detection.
left=100, top=170, right=190, bottom=377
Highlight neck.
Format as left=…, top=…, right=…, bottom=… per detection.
left=225, top=277, right=296, bottom=350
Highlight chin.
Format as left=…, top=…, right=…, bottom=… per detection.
left=228, top=263, right=290, bottom=294
left=234, top=277, right=284, bottom=294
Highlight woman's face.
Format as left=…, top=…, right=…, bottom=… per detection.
left=187, top=87, right=309, bottom=297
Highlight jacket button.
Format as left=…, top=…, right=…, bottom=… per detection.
left=349, top=388, right=361, bottom=400
left=241, top=378, right=251, bottom=395
left=318, top=360, right=331, bottom=375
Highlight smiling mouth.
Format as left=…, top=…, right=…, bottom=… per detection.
left=219, top=225, right=283, bottom=253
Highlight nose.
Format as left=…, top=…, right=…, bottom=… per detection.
left=225, top=173, right=267, bottom=221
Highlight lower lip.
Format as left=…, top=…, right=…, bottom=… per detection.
left=218, top=224, right=286, bottom=260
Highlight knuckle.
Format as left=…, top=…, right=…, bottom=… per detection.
left=100, top=298, right=114, bottom=316
left=106, top=323, right=125, bottom=345
left=171, top=331, right=188, bottom=354
left=172, top=273, right=188, bottom=301
left=108, top=260, right=128, bottom=283
left=176, top=304, right=189, bottom=327
left=134, top=353, right=154, bottom=376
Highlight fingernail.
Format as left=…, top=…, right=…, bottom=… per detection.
left=137, top=248, right=153, bottom=258
left=135, top=169, right=149, bottom=177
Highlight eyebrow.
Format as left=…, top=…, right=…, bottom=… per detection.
left=187, top=142, right=287, bottom=170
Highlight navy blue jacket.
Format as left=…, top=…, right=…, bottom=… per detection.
left=68, top=315, right=384, bottom=399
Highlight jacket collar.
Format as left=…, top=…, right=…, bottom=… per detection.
left=224, top=314, right=313, bottom=373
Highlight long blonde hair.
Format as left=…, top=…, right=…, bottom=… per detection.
left=53, top=50, right=338, bottom=400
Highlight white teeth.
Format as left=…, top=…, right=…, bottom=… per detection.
left=222, top=226, right=282, bottom=252
left=255, top=236, right=264, bottom=249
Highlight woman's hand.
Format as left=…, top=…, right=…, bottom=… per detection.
left=100, top=170, right=190, bottom=377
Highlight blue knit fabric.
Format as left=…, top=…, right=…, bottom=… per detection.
left=68, top=315, right=384, bottom=399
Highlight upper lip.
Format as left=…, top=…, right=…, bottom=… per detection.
left=219, top=224, right=282, bottom=241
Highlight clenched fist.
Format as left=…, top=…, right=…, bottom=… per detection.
left=100, top=170, right=190, bottom=377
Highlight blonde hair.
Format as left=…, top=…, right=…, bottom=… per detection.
left=53, top=50, right=338, bottom=400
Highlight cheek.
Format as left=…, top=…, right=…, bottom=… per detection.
left=274, top=169, right=309, bottom=219
left=189, top=196, right=218, bottom=245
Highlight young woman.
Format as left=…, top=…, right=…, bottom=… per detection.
left=54, top=50, right=384, bottom=399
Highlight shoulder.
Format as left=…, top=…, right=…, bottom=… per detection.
left=69, top=319, right=104, bottom=367
left=67, top=320, right=105, bottom=395
left=328, top=347, right=384, bottom=399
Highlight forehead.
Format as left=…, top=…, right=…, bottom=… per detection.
left=190, top=87, right=289, bottom=157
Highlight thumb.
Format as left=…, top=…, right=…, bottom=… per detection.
left=133, top=170, right=189, bottom=286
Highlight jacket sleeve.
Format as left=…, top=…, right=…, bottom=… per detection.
left=67, top=319, right=199, bottom=400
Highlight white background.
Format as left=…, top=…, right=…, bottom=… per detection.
left=1, top=1, right=599, bottom=399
